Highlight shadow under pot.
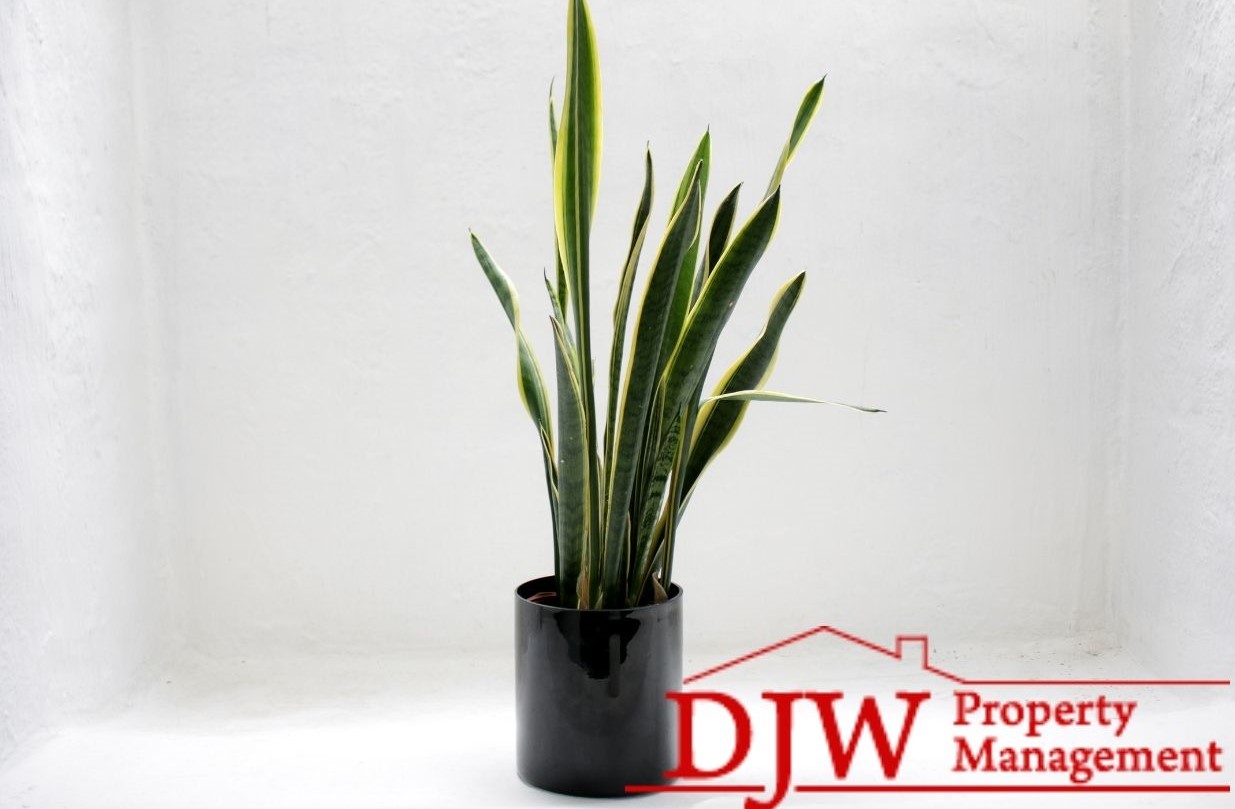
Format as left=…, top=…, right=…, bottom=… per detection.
left=514, top=575, right=684, bottom=797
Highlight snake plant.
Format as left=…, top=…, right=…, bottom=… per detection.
left=471, top=0, right=880, bottom=609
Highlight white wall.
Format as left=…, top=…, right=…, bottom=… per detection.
left=1119, top=0, right=1235, bottom=676
left=0, top=0, right=178, bottom=763
left=133, top=0, right=1128, bottom=654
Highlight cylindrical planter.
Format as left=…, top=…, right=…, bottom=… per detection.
left=515, top=575, right=683, bottom=797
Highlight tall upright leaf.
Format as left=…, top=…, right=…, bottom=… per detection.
left=554, top=1, right=603, bottom=290
left=548, top=83, right=558, bottom=156
left=550, top=315, right=589, bottom=607
left=554, top=0, right=604, bottom=602
left=672, top=132, right=711, bottom=213
left=600, top=168, right=702, bottom=606
left=658, top=413, right=690, bottom=597
left=645, top=192, right=784, bottom=590
left=549, top=86, right=569, bottom=321
left=641, top=181, right=745, bottom=598
left=660, top=188, right=782, bottom=418
left=605, top=149, right=654, bottom=468
left=702, top=183, right=742, bottom=282
left=626, top=415, right=681, bottom=603
left=765, top=77, right=825, bottom=197
left=657, top=132, right=711, bottom=375
left=544, top=272, right=571, bottom=345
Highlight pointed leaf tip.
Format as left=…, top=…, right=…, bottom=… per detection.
left=703, top=390, right=884, bottom=413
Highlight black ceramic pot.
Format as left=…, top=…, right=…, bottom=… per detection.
left=515, top=575, right=683, bottom=797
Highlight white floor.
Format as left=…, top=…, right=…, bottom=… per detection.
left=0, top=638, right=1230, bottom=809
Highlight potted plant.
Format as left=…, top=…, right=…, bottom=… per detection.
left=470, top=0, right=880, bottom=797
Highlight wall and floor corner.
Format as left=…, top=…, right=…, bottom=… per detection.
left=1117, top=0, right=1235, bottom=677
left=1, top=0, right=1231, bottom=771
left=0, top=0, right=181, bottom=765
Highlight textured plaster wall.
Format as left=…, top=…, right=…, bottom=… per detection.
left=1120, top=0, right=1235, bottom=676
left=0, top=0, right=177, bottom=763
left=135, top=0, right=1127, bottom=653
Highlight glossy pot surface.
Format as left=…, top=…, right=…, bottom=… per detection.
left=515, top=575, right=683, bottom=797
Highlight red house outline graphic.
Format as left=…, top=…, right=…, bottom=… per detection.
left=685, top=624, right=1231, bottom=687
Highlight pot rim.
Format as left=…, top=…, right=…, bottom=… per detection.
left=515, top=574, right=682, bottom=615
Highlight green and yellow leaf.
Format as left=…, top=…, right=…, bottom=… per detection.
left=700, top=183, right=742, bottom=292
left=550, top=314, right=590, bottom=608
left=658, top=131, right=711, bottom=376
left=469, top=233, right=554, bottom=445
left=766, top=76, right=825, bottom=197
left=605, top=149, right=654, bottom=467
left=660, top=188, right=782, bottom=417
left=703, top=390, right=884, bottom=409
left=600, top=166, right=702, bottom=605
